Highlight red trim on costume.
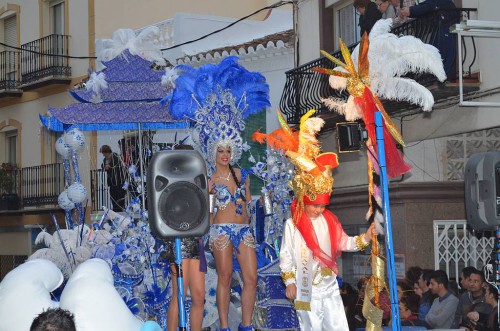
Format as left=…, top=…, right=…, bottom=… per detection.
left=291, top=199, right=343, bottom=274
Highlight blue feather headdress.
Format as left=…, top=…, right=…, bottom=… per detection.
left=163, top=56, right=270, bottom=173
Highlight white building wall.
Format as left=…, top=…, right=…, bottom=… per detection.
left=297, top=0, right=321, bottom=65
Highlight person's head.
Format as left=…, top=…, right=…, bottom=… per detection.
left=413, top=282, right=423, bottom=298
left=341, top=282, right=356, bottom=296
left=460, top=266, right=476, bottom=291
left=215, top=145, right=232, bottom=168
left=357, top=276, right=370, bottom=298
left=399, top=294, right=419, bottom=320
left=303, top=192, right=330, bottom=218
left=99, top=145, right=112, bottom=157
left=375, top=0, right=391, bottom=13
left=30, top=308, right=76, bottom=331
left=418, top=269, right=433, bottom=292
left=389, top=0, right=399, bottom=7
left=397, top=280, right=413, bottom=300
left=468, top=269, right=485, bottom=296
left=353, top=0, right=371, bottom=14
left=429, top=270, right=449, bottom=296
left=406, top=266, right=423, bottom=286
left=484, top=283, right=498, bottom=306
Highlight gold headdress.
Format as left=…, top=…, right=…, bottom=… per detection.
left=253, top=109, right=339, bottom=221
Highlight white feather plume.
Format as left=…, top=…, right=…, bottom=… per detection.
left=35, top=231, right=54, bottom=247
left=325, top=18, right=446, bottom=112
left=97, top=27, right=166, bottom=65
left=161, top=67, right=179, bottom=88
left=84, top=72, right=108, bottom=103
left=321, top=95, right=361, bottom=121
left=329, top=74, right=347, bottom=90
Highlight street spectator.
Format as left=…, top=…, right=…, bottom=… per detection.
left=425, top=270, right=459, bottom=329
left=30, top=308, right=76, bottom=331
left=397, top=279, right=414, bottom=300
left=460, top=266, right=477, bottom=293
left=418, top=269, right=437, bottom=321
left=400, top=294, right=428, bottom=327
left=406, top=266, right=423, bottom=287
left=340, top=282, right=358, bottom=331
left=466, top=282, right=499, bottom=331
left=452, top=268, right=493, bottom=328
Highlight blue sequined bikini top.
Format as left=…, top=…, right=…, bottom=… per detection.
left=213, top=169, right=248, bottom=215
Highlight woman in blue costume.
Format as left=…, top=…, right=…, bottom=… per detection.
left=166, top=56, right=270, bottom=331
left=209, top=144, right=256, bottom=331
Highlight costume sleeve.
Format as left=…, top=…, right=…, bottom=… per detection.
left=279, top=219, right=296, bottom=286
left=339, top=230, right=369, bottom=252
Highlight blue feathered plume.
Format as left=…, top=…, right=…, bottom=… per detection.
left=163, top=56, right=270, bottom=120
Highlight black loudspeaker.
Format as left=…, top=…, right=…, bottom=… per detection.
left=464, top=151, right=500, bottom=231
left=336, top=122, right=368, bottom=153
left=147, top=150, right=209, bottom=239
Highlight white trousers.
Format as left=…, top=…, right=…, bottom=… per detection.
left=296, top=277, right=349, bottom=331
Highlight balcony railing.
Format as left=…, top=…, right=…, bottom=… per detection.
left=20, top=34, right=71, bottom=87
left=280, top=8, right=477, bottom=125
left=21, top=163, right=64, bottom=207
left=90, top=169, right=111, bottom=212
left=0, top=51, right=20, bottom=91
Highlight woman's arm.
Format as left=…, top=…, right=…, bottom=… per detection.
left=244, top=172, right=251, bottom=203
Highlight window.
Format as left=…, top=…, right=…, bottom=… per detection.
left=49, top=1, right=65, bottom=67
left=2, top=15, right=17, bottom=82
left=336, top=3, right=361, bottom=48
left=5, top=130, right=17, bottom=165
left=50, top=1, right=65, bottom=35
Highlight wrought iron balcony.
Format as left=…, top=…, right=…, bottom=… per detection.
left=20, top=163, right=64, bottom=208
left=280, top=8, right=478, bottom=126
left=0, top=51, right=22, bottom=96
left=20, top=34, right=72, bottom=89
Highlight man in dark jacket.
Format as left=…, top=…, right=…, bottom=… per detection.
left=354, top=0, right=383, bottom=36
left=100, top=145, right=127, bottom=211
left=401, top=0, right=459, bottom=81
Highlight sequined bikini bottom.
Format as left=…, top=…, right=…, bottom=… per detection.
left=209, top=223, right=256, bottom=252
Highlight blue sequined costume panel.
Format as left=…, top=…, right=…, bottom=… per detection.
left=209, top=223, right=256, bottom=252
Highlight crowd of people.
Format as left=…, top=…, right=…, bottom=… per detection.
left=340, top=266, right=499, bottom=331
left=354, top=0, right=459, bottom=81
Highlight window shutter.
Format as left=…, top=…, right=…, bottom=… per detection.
left=4, top=15, right=17, bottom=48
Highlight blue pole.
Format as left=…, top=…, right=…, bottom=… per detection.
left=374, top=111, right=401, bottom=331
left=174, top=237, right=187, bottom=330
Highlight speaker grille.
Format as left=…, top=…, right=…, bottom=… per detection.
left=158, top=181, right=207, bottom=232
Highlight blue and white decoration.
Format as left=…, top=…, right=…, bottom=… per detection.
left=165, top=56, right=270, bottom=174
left=25, top=26, right=301, bottom=331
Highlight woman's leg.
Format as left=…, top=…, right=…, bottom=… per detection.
left=213, top=241, right=234, bottom=329
left=185, top=259, right=205, bottom=331
left=235, top=243, right=257, bottom=327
